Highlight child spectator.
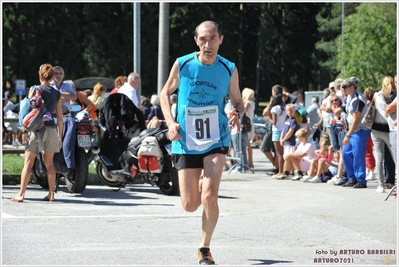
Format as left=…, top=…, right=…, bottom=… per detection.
left=276, top=128, right=317, bottom=180
left=264, top=94, right=286, bottom=178
left=276, top=103, right=299, bottom=179
left=302, top=145, right=332, bottom=182
left=304, top=148, right=339, bottom=183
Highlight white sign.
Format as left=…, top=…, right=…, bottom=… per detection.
left=15, top=79, right=26, bottom=95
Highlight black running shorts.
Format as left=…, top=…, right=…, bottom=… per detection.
left=172, top=146, right=229, bottom=170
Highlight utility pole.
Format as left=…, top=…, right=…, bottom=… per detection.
left=134, top=3, right=141, bottom=98
left=157, top=2, right=169, bottom=94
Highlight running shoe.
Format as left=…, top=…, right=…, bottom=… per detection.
left=198, top=247, right=215, bottom=265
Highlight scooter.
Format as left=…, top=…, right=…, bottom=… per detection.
left=95, top=126, right=179, bottom=196
left=31, top=106, right=100, bottom=193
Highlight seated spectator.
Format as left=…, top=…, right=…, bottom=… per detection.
left=302, top=145, right=331, bottom=180
left=313, top=151, right=340, bottom=183
left=303, top=147, right=339, bottom=183
left=276, top=128, right=317, bottom=180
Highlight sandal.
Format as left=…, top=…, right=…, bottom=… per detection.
left=11, top=197, right=24, bottom=203
left=43, top=196, right=55, bottom=202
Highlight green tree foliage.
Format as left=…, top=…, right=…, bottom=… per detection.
left=314, top=3, right=360, bottom=89
left=2, top=3, right=396, bottom=107
left=336, top=3, right=397, bottom=90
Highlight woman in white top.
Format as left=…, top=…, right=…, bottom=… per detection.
left=264, top=93, right=287, bottom=178
left=242, top=88, right=255, bottom=169
left=371, top=77, right=396, bottom=193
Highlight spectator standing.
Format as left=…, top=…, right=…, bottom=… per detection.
left=264, top=93, right=286, bottom=178
left=370, top=78, right=395, bottom=193
left=307, top=95, right=321, bottom=148
left=318, top=88, right=332, bottom=148
left=282, top=87, right=297, bottom=105
left=3, top=91, right=21, bottom=146
left=385, top=93, right=397, bottom=165
left=170, top=93, right=177, bottom=119
left=292, top=90, right=305, bottom=110
left=262, top=107, right=278, bottom=175
left=118, top=72, right=140, bottom=107
left=363, top=87, right=376, bottom=181
left=147, top=94, right=165, bottom=128
left=242, top=87, right=255, bottom=170
left=276, top=103, right=300, bottom=179
left=88, top=82, right=107, bottom=108
left=263, top=84, right=284, bottom=175
left=140, top=97, right=152, bottom=121
left=330, top=82, right=351, bottom=186
left=50, top=66, right=77, bottom=113
left=11, top=63, right=63, bottom=202
left=110, top=75, right=127, bottom=95
left=340, top=77, right=370, bottom=189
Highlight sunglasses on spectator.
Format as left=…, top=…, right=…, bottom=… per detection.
left=332, top=99, right=339, bottom=102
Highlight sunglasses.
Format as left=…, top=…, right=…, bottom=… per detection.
left=332, top=99, right=339, bottom=102
left=341, top=86, right=349, bottom=89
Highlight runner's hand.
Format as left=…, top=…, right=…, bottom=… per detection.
left=168, top=122, right=182, bottom=141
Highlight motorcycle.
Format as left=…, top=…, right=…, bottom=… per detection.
left=95, top=126, right=179, bottom=196
left=32, top=105, right=100, bottom=193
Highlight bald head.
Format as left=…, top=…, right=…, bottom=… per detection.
left=195, top=21, right=223, bottom=37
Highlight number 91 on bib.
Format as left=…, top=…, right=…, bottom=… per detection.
left=185, top=105, right=220, bottom=151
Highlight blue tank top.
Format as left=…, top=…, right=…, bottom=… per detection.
left=173, top=52, right=235, bottom=154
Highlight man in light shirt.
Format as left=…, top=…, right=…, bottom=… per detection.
left=50, top=66, right=77, bottom=113
left=118, top=72, right=140, bottom=107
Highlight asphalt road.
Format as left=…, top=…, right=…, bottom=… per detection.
left=2, top=148, right=397, bottom=266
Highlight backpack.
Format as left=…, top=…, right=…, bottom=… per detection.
left=18, top=86, right=46, bottom=132
left=137, top=136, right=164, bottom=173
left=241, top=113, right=252, bottom=133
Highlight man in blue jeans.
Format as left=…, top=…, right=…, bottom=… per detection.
left=340, top=78, right=370, bottom=188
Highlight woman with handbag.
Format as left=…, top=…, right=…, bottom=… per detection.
left=11, top=64, right=63, bottom=202
left=370, top=77, right=396, bottom=193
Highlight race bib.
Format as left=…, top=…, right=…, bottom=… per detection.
left=185, top=106, right=220, bottom=151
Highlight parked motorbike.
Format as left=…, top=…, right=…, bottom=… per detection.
left=95, top=126, right=179, bottom=196
left=32, top=105, right=100, bottom=193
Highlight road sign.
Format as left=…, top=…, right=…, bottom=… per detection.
left=15, top=79, right=26, bottom=95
